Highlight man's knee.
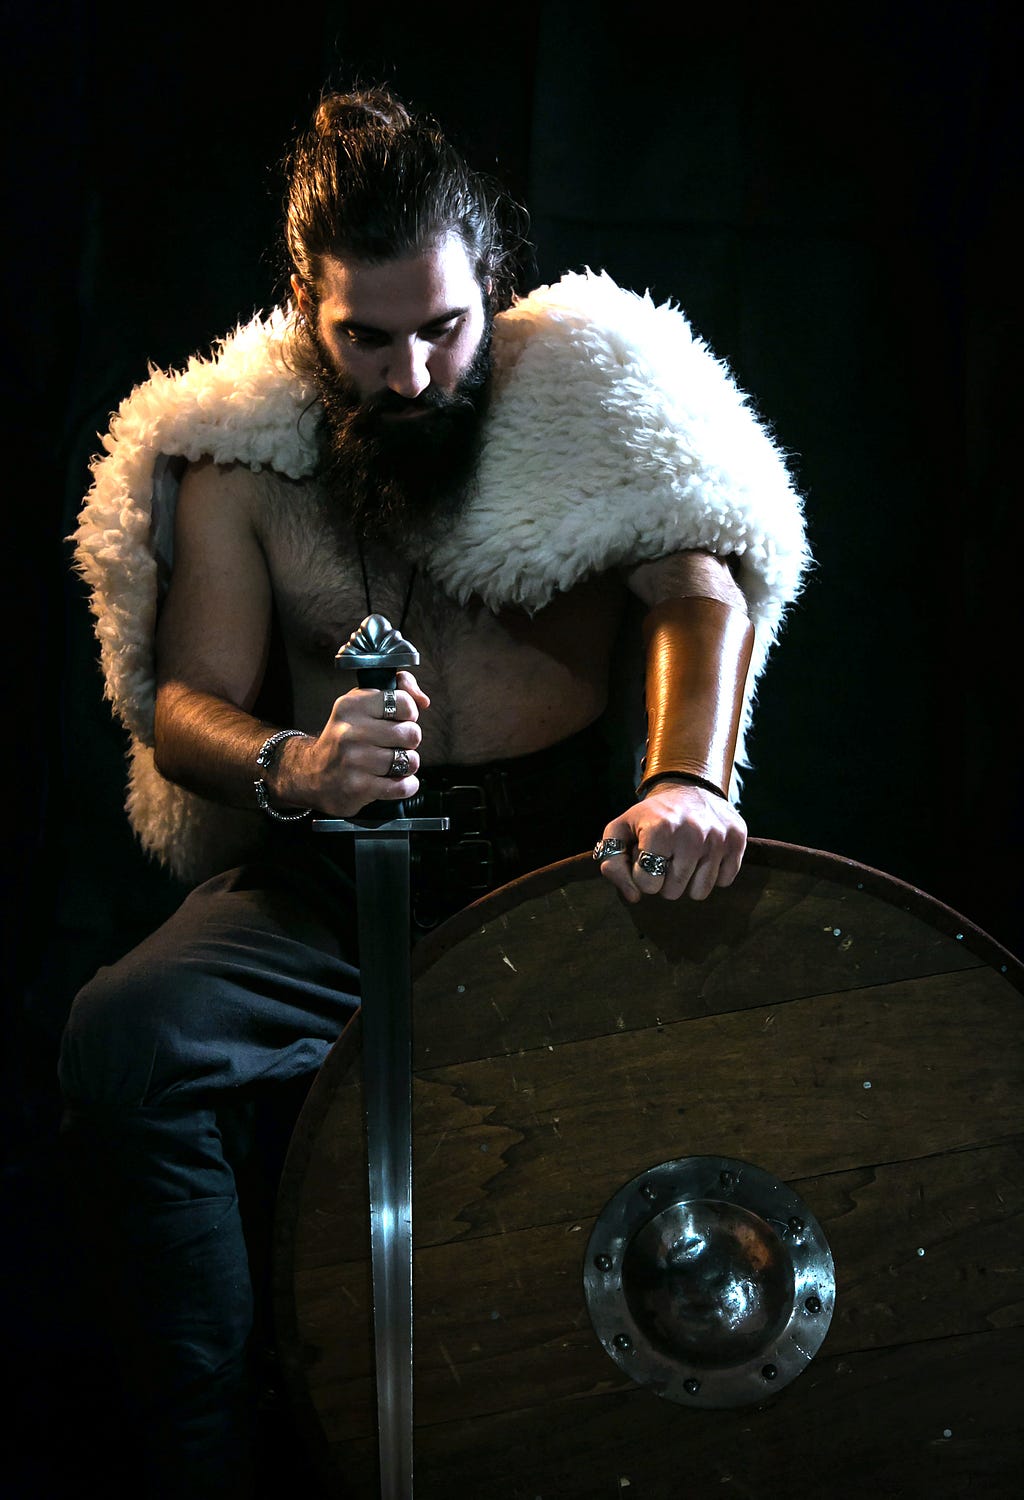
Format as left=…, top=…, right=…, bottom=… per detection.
left=59, top=955, right=185, bottom=1109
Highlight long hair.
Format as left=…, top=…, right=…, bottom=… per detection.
left=284, top=87, right=529, bottom=313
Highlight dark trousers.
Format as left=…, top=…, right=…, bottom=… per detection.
left=58, top=719, right=623, bottom=1498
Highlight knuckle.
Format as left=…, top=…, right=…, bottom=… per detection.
left=673, top=818, right=702, bottom=849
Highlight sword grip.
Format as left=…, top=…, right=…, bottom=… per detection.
left=335, top=617, right=419, bottom=820
left=357, top=666, right=399, bottom=692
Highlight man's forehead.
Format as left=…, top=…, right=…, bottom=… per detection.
left=316, top=234, right=482, bottom=326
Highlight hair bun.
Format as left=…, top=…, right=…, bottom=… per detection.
left=314, top=89, right=412, bottom=138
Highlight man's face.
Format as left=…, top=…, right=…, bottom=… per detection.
left=294, top=235, right=493, bottom=544
left=301, top=233, right=490, bottom=404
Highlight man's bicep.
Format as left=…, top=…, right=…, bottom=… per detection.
left=155, top=459, right=273, bottom=711
left=623, top=549, right=746, bottom=611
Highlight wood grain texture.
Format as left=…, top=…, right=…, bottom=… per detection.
left=409, top=859, right=989, bottom=1070
left=274, top=843, right=1023, bottom=1496
left=330, top=1329, right=1024, bottom=1499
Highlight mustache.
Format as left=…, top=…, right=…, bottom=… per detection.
left=306, top=315, right=492, bottom=427
left=360, top=384, right=477, bottom=418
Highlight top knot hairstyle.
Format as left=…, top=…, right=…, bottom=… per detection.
left=284, top=88, right=528, bottom=312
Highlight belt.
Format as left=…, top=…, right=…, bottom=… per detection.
left=302, top=715, right=620, bottom=935
left=405, top=771, right=519, bottom=932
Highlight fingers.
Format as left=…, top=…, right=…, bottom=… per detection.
left=633, top=845, right=675, bottom=897
left=596, top=821, right=703, bottom=903
left=310, top=684, right=427, bottom=813
left=596, top=787, right=747, bottom=904
left=596, top=820, right=643, bottom=903
left=676, top=844, right=724, bottom=902
left=396, top=670, right=430, bottom=711
left=328, top=688, right=422, bottom=746
left=376, top=742, right=420, bottom=801
left=716, top=835, right=745, bottom=889
left=602, top=836, right=721, bottom=902
left=374, top=744, right=421, bottom=782
left=375, top=683, right=423, bottom=726
left=335, top=739, right=421, bottom=803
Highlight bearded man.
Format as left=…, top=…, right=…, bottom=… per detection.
left=61, top=89, right=809, bottom=1499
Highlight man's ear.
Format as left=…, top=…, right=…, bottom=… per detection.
left=291, top=273, right=313, bottom=318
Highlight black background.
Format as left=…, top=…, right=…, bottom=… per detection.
left=4, top=1, right=1019, bottom=1492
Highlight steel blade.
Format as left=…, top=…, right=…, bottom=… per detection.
left=354, top=832, right=414, bottom=1500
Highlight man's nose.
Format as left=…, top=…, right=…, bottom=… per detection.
left=385, top=339, right=430, bottom=399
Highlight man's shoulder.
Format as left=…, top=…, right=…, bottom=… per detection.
left=176, top=454, right=318, bottom=529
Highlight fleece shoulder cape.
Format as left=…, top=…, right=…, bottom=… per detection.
left=73, top=269, right=810, bottom=885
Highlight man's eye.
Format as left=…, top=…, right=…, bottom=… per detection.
left=423, top=320, right=458, bottom=340
left=347, top=330, right=385, bottom=348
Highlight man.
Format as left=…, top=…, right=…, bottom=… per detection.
left=61, top=89, right=808, bottom=1498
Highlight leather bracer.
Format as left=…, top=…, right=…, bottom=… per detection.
left=638, top=596, right=755, bottom=801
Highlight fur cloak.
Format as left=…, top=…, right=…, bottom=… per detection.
left=73, top=269, right=811, bottom=884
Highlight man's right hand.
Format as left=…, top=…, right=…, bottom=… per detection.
left=275, top=671, right=429, bottom=816
left=154, top=459, right=433, bottom=819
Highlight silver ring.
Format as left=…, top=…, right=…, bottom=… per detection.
left=637, top=850, right=671, bottom=878
left=593, top=838, right=628, bottom=862
left=388, top=748, right=411, bottom=780
left=381, top=689, right=398, bottom=721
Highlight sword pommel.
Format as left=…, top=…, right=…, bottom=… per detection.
left=335, top=613, right=420, bottom=677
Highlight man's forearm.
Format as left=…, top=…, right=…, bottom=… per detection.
left=153, top=682, right=309, bottom=812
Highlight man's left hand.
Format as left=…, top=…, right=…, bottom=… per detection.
left=596, top=782, right=747, bottom=903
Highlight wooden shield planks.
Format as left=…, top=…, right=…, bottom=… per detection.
left=274, top=840, right=1023, bottom=1497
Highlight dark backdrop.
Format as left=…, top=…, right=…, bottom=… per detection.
left=5, top=1, right=1019, bottom=1493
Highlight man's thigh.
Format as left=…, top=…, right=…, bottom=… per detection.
left=59, top=848, right=362, bottom=1109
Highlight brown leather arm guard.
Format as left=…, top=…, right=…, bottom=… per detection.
left=638, top=596, right=755, bottom=801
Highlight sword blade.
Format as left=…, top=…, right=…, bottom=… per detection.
left=355, top=833, right=414, bottom=1500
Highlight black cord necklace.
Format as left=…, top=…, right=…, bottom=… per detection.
left=357, top=539, right=418, bottom=630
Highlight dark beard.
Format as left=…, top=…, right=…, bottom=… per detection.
left=311, top=320, right=493, bottom=547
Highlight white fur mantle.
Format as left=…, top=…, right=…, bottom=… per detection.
left=73, top=269, right=810, bottom=884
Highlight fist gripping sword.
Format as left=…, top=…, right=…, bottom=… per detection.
left=314, top=614, right=448, bottom=1500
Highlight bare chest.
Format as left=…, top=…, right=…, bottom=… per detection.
left=254, top=481, right=626, bottom=763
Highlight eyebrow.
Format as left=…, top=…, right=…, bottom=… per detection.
left=332, top=307, right=471, bottom=338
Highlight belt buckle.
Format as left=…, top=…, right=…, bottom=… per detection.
left=447, top=837, right=494, bottom=893
left=441, top=784, right=487, bottom=835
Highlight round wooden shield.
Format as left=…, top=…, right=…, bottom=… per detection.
left=273, top=840, right=1023, bottom=1497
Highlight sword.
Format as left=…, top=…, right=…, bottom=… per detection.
left=314, top=614, right=447, bottom=1500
